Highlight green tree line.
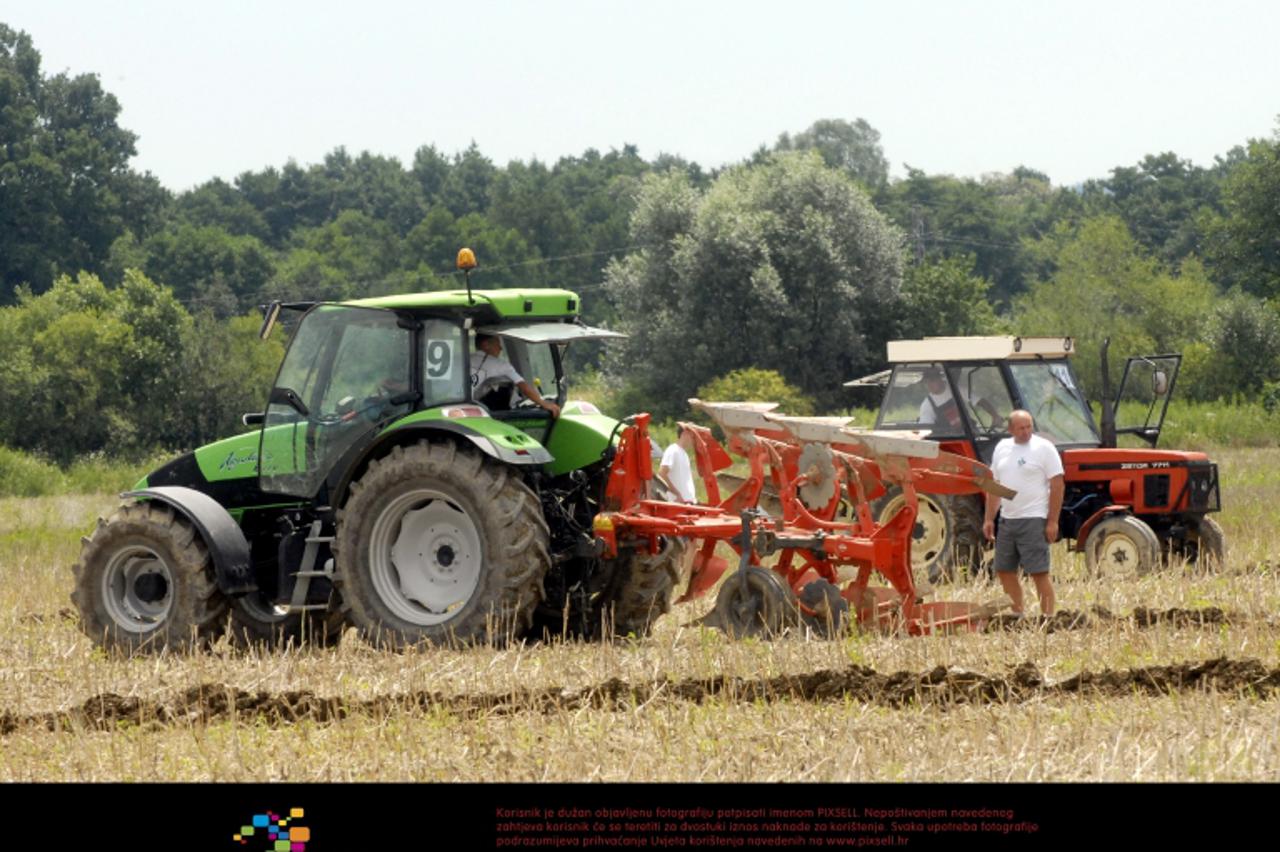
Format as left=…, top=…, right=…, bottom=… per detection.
left=3, top=22, right=1280, bottom=460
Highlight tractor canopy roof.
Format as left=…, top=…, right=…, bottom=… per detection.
left=886, top=335, right=1076, bottom=363
left=346, top=288, right=582, bottom=322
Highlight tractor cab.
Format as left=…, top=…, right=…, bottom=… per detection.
left=856, top=335, right=1219, bottom=582
left=872, top=336, right=1099, bottom=463
left=254, top=299, right=623, bottom=501
left=869, top=336, right=1181, bottom=463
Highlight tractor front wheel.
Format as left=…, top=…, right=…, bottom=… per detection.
left=71, top=502, right=228, bottom=653
left=1084, top=514, right=1160, bottom=579
left=334, top=441, right=550, bottom=648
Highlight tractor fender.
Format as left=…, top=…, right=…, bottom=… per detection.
left=123, top=486, right=256, bottom=595
left=326, top=420, right=552, bottom=509
left=1072, top=504, right=1131, bottom=553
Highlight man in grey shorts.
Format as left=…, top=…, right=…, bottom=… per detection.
left=982, top=410, right=1064, bottom=616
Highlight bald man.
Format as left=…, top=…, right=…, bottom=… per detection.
left=983, top=409, right=1064, bottom=617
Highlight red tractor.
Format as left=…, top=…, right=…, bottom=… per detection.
left=855, top=336, right=1223, bottom=582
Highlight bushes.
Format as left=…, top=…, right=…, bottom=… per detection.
left=696, top=368, right=815, bottom=416
left=0, top=446, right=158, bottom=498
left=0, top=447, right=66, bottom=497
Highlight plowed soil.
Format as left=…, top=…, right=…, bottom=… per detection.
left=983, top=604, right=1245, bottom=631
left=4, top=656, right=1277, bottom=736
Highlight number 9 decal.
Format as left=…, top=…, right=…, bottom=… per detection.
left=425, top=339, right=454, bottom=379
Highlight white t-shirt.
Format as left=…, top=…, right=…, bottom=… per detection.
left=991, top=434, right=1064, bottom=519
left=918, top=389, right=955, bottom=424
left=660, top=443, right=696, bottom=503
left=918, top=388, right=969, bottom=429
left=470, top=353, right=524, bottom=398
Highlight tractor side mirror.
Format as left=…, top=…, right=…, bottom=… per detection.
left=1152, top=370, right=1169, bottom=397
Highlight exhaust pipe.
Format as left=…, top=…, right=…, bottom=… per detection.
left=1099, top=337, right=1117, bottom=448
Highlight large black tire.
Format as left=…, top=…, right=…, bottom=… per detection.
left=1084, top=514, right=1160, bottom=579
left=333, top=441, right=550, bottom=648
left=603, top=536, right=688, bottom=638
left=71, top=502, right=228, bottom=653
left=226, top=591, right=348, bottom=648
left=869, top=489, right=984, bottom=583
left=1162, top=515, right=1227, bottom=571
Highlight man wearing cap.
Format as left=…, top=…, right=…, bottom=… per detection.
left=983, top=409, right=1064, bottom=617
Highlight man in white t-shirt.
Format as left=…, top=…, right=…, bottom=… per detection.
left=470, top=333, right=560, bottom=417
left=657, top=425, right=697, bottom=503
left=982, top=409, right=1064, bottom=616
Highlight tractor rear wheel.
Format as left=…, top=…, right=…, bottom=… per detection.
left=1084, top=514, right=1160, bottom=579
left=333, top=441, right=549, bottom=648
left=869, top=489, right=984, bottom=583
left=71, top=502, right=227, bottom=653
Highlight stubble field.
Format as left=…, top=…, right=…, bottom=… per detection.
left=1, top=449, right=1278, bottom=782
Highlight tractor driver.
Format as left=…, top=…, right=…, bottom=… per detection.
left=470, top=333, right=561, bottom=417
left=918, top=366, right=1004, bottom=431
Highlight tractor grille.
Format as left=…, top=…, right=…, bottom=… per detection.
left=1143, top=474, right=1170, bottom=508
left=1185, top=463, right=1220, bottom=512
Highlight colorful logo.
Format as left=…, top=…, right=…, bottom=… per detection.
left=232, top=808, right=310, bottom=850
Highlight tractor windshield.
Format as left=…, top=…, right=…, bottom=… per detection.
left=1009, top=361, right=1099, bottom=446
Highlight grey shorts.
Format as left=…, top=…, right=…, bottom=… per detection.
left=993, top=517, right=1051, bottom=575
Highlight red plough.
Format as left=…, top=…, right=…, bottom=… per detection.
left=593, top=401, right=1014, bottom=637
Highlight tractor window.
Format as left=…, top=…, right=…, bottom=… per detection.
left=1010, top=361, right=1099, bottom=446
left=877, top=363, right=965, bottom=437
left=464, top=333, right=562, bottom=410
left=320, top=322, right=411, bottom=415
left=421, top=319, right=467, bottom=406
left=260, top=306, right=412, bottom=497
left=948, top=365, right=1016, bottom=434
left=511, top=340, right=561, bottom=405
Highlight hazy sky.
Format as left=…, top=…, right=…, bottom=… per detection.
left=9, top=1, right=1279, bottom=192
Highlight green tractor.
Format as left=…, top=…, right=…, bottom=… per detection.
left=72, top=255, right=682, bottom=651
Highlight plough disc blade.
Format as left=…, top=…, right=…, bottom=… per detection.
left=706, top=566, right=799, bottom=638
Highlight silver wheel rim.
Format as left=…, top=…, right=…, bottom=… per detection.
left=879, top=493, right=947, bottom=565
left=101, top=544, right=173, bottom=631
left=369, top=488, right=483, bottom=625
